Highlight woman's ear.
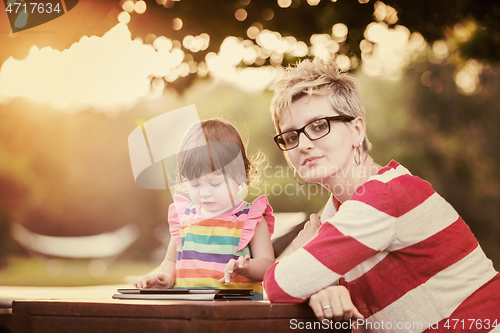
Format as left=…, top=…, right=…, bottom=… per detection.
left=351, top=116, right=366, bottom=146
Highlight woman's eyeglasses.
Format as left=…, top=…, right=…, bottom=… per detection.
left=274, top=115, right=355, bottom=151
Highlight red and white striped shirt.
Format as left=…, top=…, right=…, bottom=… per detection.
left=264, top=161, right=500, bottom=332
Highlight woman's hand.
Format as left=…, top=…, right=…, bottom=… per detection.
left=136, top=273, right=173, bottom=289
left=220, top=255, right=251, bottom=284
left=292, top=213, right=322, bottom=251
left=309, top=286, right=364, bottom=322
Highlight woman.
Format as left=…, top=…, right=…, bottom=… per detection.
left=263, top=58, right=500, bottom=332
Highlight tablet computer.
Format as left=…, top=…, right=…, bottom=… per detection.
left=113, top=288, right=254, bottom=301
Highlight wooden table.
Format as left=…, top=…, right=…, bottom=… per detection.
left=11, top=299, right=351, bottom=333
left=0, top=308, right=12, bottom=332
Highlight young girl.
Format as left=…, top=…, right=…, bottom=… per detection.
left=137, top=118, right=275, bottom=300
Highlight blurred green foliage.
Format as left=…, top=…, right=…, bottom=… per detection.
left=362, top=61, right=500, bottom=268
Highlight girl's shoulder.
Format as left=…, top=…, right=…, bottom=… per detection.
left=236, top=195, right=274, bottom=219
left=236, top=195, right=275, bottom=251
left=170, top=195, right=196, bottom=216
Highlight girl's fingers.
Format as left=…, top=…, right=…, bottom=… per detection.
left=237, top=256, right=245, bottom=268
left=221, top=256, right=250, bottom=283
left=223, top=259, right=237, bottom=283
left=237, top=255, right=250, bottom=268
left=138, top=278, right=147, bottom=289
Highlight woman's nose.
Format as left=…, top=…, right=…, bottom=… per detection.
left=297, top=132, right=314, bottom=151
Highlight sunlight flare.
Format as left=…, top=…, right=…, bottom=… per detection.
left=0, top=24, right=186, bottom=111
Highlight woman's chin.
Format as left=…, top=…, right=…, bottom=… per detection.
left=300, top=170, right=331, bottom=183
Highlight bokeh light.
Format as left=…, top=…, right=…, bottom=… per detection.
left=361, top=23, right=421, bottom=79
left=122, top=1, right=134, bottom=13
left=134, top=1, right=147, bottom=14
left=173, top=18, right=183, bottom=30
left=235, top=8, right=248, bottom=21
left=117, top=11, right=131, bottom=24
left=247, top=25, right=261, bottom=39
left=373, top=1, right=398, bottom=25
left=257, top=30, right=281, bottom=52
left=429, top=40, right=449, bottom=64
left=278, top=0, right=292, bottom=8
left=307, top=0, right=321, bottom=6
left=454, top=59, right=483, bottom=95
left=310, top=34, right=339, bottom=59
left=153, top=36, right=173, bottom=51
left=335, top=54, right=351, bottom=70
left=332, top=23, right=348, bottom=42
left=182, top=34, right=210, bottom=53
left=451, top=21, right=477, bottom=46
left=262, top=8, right=274, bottom=21
left=420, top=70, right=432, bottom=87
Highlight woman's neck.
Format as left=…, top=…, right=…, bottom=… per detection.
left=322, top=155, right=382, bottom=203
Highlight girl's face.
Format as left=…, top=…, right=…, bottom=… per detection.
left=279, top=94, right=362, bottom=186
left=186, top=171, right=240, bottom=216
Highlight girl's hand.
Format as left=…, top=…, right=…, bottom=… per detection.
left=220, top=255, right=251, bottom=284
left=292, top=214, right=322, bottom=251
left=308, top=286, right=364, bottom=322
left=136, top=273, right=173, bottom=289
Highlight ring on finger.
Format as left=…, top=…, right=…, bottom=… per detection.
left=322, top=305, right=332, bottom=311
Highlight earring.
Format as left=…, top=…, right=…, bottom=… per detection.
left=354, top=142, right=362, bottom=165
left=293, top=169, right=307, bottom=186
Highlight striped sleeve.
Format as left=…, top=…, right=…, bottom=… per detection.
left=264, top=178, right=397, bottom=302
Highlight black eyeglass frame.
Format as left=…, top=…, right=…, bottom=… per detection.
left=273, top=115, right=355, bottom=151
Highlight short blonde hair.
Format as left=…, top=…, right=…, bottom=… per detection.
left=270, top=58, right=371, bottom=151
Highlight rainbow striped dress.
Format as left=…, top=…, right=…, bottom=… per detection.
left=168, top=194, right=275, bottom=300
